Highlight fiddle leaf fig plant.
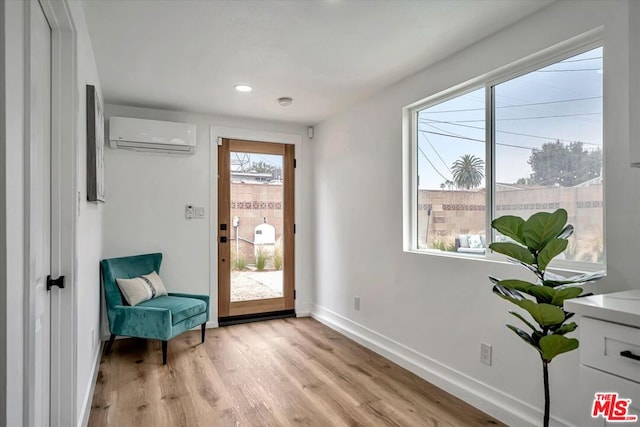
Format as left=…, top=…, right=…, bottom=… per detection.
left=489, top=208, right=604, bottom=427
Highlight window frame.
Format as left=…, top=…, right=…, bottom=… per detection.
left=404, top=33, right=605, bottom=272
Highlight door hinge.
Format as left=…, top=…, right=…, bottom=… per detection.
left=47, top=275, right=65, bottom=291
left=294, top=290, right=296, bottom=300
left=294, top=224, right=296, bottom=234
left=294, top=159, right=297, bottom=168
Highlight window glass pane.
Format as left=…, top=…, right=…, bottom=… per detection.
left=230, top=153, right=284, bottom=301
left=494, top=47, right=603, bottom=263
left=416, top=88, right=486, bottom=253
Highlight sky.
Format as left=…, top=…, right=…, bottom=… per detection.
left=231, top=152, right=283, bottom=171
left=417, top=46, right=603, bottom=190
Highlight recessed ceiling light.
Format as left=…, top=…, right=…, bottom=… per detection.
left=234, top=84, right=252, bottom=92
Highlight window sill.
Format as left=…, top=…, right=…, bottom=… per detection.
left=405, top=248, right=606, bottom=275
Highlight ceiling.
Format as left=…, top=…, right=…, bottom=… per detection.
left=83, top=0, right=553, bottom=125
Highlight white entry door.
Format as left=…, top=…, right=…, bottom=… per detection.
left=29, top=1, right=52, bottom=425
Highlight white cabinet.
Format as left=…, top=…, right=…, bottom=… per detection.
left=581, top=366, right=640, bottom=426
left=565, top=291, right=640, bottom=426
left=579, top=317, right=640, bottom=426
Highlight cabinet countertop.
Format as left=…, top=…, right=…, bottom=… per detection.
left=565, top=290, right=640, bottom=328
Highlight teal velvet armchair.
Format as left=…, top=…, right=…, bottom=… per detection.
left=100, top=253, right=210, bottom=364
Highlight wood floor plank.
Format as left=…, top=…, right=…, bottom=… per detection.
left=88, top=318, right=503, bottom=427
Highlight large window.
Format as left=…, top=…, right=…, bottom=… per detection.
left=417, top=88, right=486, bottom=253
left=412, top=45, right=603, bottom=267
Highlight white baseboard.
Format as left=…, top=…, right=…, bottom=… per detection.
left=206, top=320, right=218, bottom=329
left=78, top=342, right=103, bottom=427
left=296, top=301, right=313, bottom=317
left=311, top=304, right=573, bottom=427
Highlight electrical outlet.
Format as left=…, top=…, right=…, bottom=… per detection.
left=354, top=296, right=360, bottom=311
left=185, top=205, right=194, bottom=219
left=481, top=343, right=492, bottom=366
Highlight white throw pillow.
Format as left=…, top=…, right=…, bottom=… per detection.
left=467, top=234, right=483, bottom=249
left=116, top=271, right=168, bottom=306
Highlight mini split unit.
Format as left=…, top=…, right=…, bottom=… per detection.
left=109, top=116, right=197, bottom=154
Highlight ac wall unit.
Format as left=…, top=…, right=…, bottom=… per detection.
left=109, top=116, right=197, bottom=154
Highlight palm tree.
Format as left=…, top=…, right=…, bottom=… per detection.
left=451, top=154, right=484, bottom=190
left=440, top=180, right=454, bottom=190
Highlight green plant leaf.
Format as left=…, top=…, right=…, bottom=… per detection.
left=557, top=224, right=574, bottom=239
left=543, top=270, right=605, bottom=288
left=493, top=284, right=526, bottom=302
left=539, top=334, right=579, bottom=361
left=491, top=216, right=527, bottom=246
left=537, top=238, right=568, bottom=271
left=488, top=276, right=501, bottom=285
left=498, top=279, right=537, bottom=292
left=498, top=279, right=554, bottom=303
left=553, top=322, right=578, bottom=335
left=506, top=325, right=542, bottom=355
left=489, top=242, right=535, bottom=265
left=521, top=209, right=567, bottom=251
left=551, top=287, right=583, bottom=306
left=509, top=310, right=539, bottom=332
left=526, top=286, right=556, bottom=304
left=514, top=300, right=565, bottom=328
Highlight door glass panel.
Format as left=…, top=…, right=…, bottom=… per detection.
left=229, top=152, right=284, bottom=302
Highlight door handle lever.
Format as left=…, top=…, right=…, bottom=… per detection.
left=47, top=275, right=65, bottom=291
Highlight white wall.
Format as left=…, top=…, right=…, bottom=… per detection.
left=101, top=104, right=314, bottom=322
left=0, top=1, right=6, bottom=421
left=69, top=1, right=104, bottom=425
left=311, top=1, right=636, bottom=426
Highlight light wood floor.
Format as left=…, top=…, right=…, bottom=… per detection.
left=89, top=317, right=503, bottom=426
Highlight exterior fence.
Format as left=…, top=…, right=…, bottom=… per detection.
left=230, top=182, right=284, bottom=262
left=417, top=184, right=603, bottom=262
left=229, top=182, right=603, bottom=263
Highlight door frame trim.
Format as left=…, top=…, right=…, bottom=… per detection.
left=31, top=1, right=78, bottom=426
left=218, top=138, right=294, bottom=318
left=209, top=126, right=302, bottom=324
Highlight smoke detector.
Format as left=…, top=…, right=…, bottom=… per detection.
left=278, top=97, right=293, bottom=107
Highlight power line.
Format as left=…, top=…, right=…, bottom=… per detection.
left=421, top=130, right=602, bottom=186
left=421, top=130, right=536, bottom=151
left=420, top=129, right=484, bottom=144
left=419, top=118, right=602, bottom=147
left=422, top=96, right=601, bottom=114
left=419, top=133, right=450, bottom=171
left=441, top=111, right=601, bottom=124
left=427, top=122, right=481, bottom=143
left=559, top=56, right=602, bottom=63
left=421, top=128, right=602, bottom=154
left=417, top=144, right=451, bottom=182
left=418, top=131, right=603, bottom=187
